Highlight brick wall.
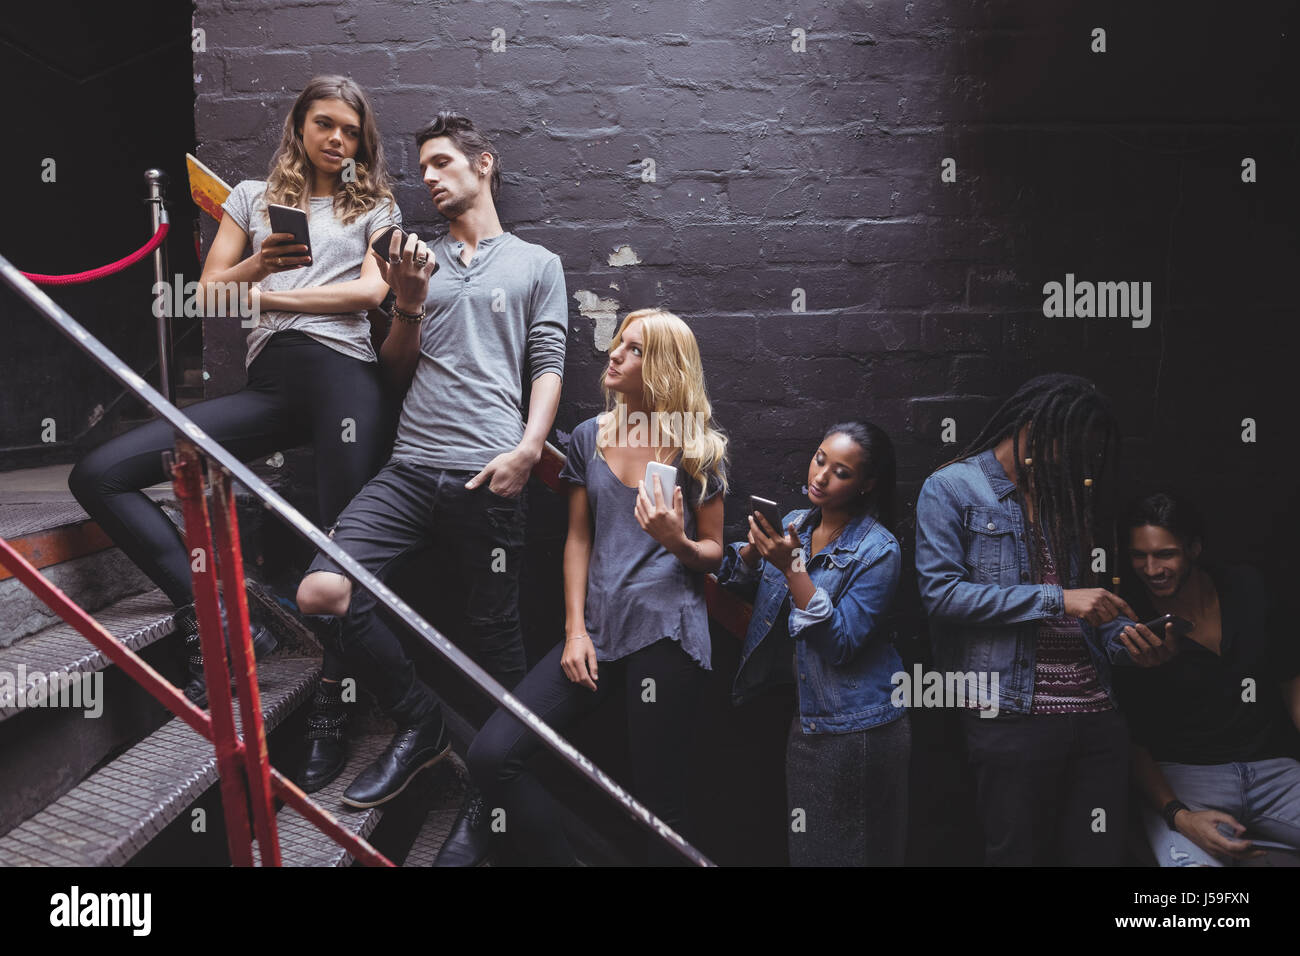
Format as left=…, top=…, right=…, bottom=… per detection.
left=194, top=1, right=1297, bottom=595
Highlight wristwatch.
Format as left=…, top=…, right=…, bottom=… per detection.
left=1161, top=799, right=1190, bottom=831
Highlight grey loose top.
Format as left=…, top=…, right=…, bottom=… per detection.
left=558, top=416, right=721, bottom=669
left=221, top=180, right=401, bottom=367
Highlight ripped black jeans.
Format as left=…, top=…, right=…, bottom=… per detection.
left=304, top=459, right=528, bottom=724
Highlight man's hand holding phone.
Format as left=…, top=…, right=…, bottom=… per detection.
left=1119, top=614, right=1190, bottom=668
left=1173, top=810, right=1267, bottom=863
left=373, top=228, right=436, bottom=312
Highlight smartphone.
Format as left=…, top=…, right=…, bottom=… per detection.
left=1215, top=822, right=1297, bottom=852
left=749, top=495, right=784, bottom=538
left=370, top=223, right=405, bottom=262
left=1140, top=613, right=1194, bottom=637
left=643, top=460, right=678, bottom=500
left=266, top=203, right=311, bottom=258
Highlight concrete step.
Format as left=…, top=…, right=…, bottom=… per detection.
left=0, top=655, right=320, bottom=866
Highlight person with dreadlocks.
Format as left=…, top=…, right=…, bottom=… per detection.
left=914, top=373, right=1160, bottom=865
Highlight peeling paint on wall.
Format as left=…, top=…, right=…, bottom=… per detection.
left=573, top=290, right=621, bottom=350
left=608, top=245, right=642, bottom=266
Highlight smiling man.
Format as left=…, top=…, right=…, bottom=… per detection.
left=1115, top=492, right=1300, bottom=866
left=295, top=113, right=568, bottom=841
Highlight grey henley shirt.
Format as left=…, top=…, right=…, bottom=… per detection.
left=390, top=231, right=568, bottom=471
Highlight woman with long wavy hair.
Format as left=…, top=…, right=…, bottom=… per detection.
left=69, top=76, right=402, bottom=792
left=460, top=308, right=728, bottom=866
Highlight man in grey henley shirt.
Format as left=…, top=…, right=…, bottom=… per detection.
left=297, top=113, right=567, bottom=823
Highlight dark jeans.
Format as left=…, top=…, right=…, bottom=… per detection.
left=786, top=712, right=912, bottom=867
left=306, top=459, right=528, bottom=724
left=960, top=708, right=1130, bottom=865
left=68, top=331, right=393, bottom=681
left=467, top=637, right=706, bottom=866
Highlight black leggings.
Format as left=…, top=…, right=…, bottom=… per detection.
left=69, top=330, right=393, bottom=677
left=467, top=637, right=706, bottom=866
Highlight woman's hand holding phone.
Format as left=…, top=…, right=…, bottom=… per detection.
left=635, top=476, right=685, bottom=549
left=256, top=232, right=311, bottom=278
left=374, top=229, right=436, bottom=311
left=748, top=512, right=800, bottom=573
left=561, top=632, right=599, bottom=691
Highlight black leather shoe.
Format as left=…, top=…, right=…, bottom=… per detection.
left=341, top=713, right=450, bottom=809
left=299, top=681, right=348, bottom=793
left=432, top=790, right=494, bottom=867
left=177, top=599, right=279, bottom=709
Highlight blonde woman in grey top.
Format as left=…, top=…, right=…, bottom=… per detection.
left=466, top=308, right=729, bottom=866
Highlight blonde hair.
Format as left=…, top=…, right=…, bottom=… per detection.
left=596, top=308, right=729, bottom=506
left=263, top=76, right=395, bottom=226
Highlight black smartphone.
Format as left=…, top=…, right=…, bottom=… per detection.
left=267, top=203, right=312, bottom=258
left=749, top=495, right=784, bottom=538
left=1215, top=822, right=1297, bottom=852
left=1140, top=613, right=1194, bottom=637
left=370, top=223, right=405, bottom=262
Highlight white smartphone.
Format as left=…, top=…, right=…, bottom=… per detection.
left=643, top=460, right=678, bottom=501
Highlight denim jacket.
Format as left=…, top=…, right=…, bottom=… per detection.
left=718, top=507, right=904, bottom=734
left=914, top=449, right=1137, bottom=715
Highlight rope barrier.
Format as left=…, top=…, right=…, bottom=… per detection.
left=20, top=220, right=170, bottom=286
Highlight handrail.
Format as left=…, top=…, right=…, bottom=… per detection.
left=0, top=530, right=393, bottom=867
left=0, top=252, right=716, bottom=867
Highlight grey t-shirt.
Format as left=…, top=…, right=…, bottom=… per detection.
left=558, top=416, right=719, bottom=669
left=221, top=180, right=400, bottom=367
left=390, top=232, right=568, bottom=471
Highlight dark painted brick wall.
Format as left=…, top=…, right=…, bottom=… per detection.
left=191, top=1, right=1298, bottom=862
left=193, top=0, right=1298, bottom=591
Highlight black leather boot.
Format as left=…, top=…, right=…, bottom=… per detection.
left=432, top=788, right=495, bottom=867
left=341, top=711, right=450, bottom=809
left=176, top=597, right=279, bottom=709
left=299, top=679, right=348, bottom=793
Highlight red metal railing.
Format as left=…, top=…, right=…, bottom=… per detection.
left=0, top=241, right=719, bottom=866
left=0, top=489, right=393, bottom=867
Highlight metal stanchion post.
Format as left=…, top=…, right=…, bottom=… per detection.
left=144, top=169, right=172, bottom=402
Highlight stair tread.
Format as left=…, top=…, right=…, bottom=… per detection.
left=402, top=753, right=473, bottom=867
left=275, top=734, right=394, bottom=868
left=0, top=589, right=176, bottom=722
left=0, top=656, right=320, bottom=866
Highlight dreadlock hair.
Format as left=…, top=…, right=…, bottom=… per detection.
left=950, top=374, right=1121, bottom=589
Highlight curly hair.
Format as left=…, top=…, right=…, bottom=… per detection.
left=263, top=75, right=395, bottom=226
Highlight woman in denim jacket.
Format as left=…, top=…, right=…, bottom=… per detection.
left=718, top=421, right=908, bottom=866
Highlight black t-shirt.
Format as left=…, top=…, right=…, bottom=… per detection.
left=1114, top=565, right=1300, bottom=764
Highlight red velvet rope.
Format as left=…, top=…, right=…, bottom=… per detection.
left=20, top=222, right=170, bottom=286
